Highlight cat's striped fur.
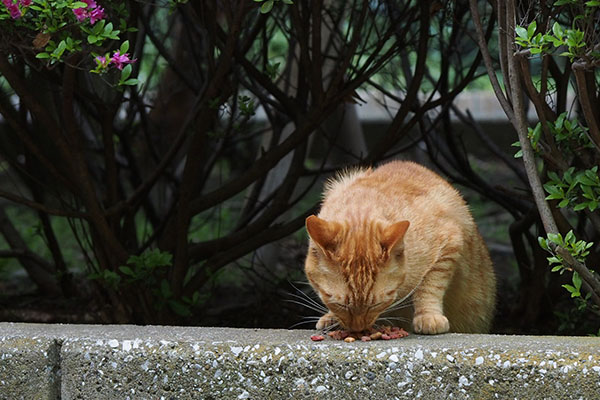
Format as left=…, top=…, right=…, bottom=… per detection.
left=304, top=161, right=496, bottom=334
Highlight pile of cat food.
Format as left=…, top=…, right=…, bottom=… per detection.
left=311, top=326, right=409, bottom=342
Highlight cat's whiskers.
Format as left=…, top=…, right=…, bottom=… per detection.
left=284, top=298, right=328, bottom=315
left=376, top=316, right=411, bottom=325
left=383, top=299, right=413, bottom=314
left=285, top=281, right=329, bottom=314
left=288, top=317, right=323, bottom=329
left=285, top=281, right=336, bottom=330
left=384, top=262, right=437, bottom=315
left=374, top=318, right=394, bottom=327
left=289, top=281, right=326, bottom=306
left=287, top=291, right=328, bottom=312
left=321, top=321, right=340, bottom=333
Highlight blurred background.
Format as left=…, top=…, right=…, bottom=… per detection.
left=0, top=0, right=598, bottom=335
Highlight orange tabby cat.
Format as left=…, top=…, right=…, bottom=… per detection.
left=304, top=160, right=496, bottom=334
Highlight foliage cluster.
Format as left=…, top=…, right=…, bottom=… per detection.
left=476, top=0, right=600, bottom=329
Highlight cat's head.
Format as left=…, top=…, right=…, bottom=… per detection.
left=304, top=215, right=410, bottom=332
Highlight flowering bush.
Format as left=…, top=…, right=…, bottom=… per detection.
left=72, top=0, right=105, bottom=24
left=2, top=0, right=31, bottom=19
left=92, top=40, right=137, bottom=85
left=1, top=0, right=136, bottom=85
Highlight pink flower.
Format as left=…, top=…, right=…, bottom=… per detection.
left=18, top=0, right=31, bottom=6
left=110, top=51, right=136, bottom=70
left=72, top=0, right=105, bottom=24
left=89, top=6, right=104, bottom=24
left=95, top=55, right=108, bottom=67
left=6, top=3, right=20, bottom=19
left=72, top=7, right=88, bottom=22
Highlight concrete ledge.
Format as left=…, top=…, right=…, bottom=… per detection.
left=1, top=323, right=599, bottom=399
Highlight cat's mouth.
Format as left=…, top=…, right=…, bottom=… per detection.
left=336, top=315, right=378, bottom=333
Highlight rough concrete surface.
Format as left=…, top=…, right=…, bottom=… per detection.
left=0, top=323, right=599, bottom=399
left=0, top=334, right=60, bottom=400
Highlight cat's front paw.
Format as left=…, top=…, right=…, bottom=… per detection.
left=316, top=312, right=337, bottom=330
left=413, top=313, right=449, bottom=334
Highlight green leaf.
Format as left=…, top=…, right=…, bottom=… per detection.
left=87, top=35, right=98, bottom=44
left=119, top=265, right=135, bottom=276
left=558, top=198, right=570, bottom=208
left=544, top=184, right=562, bottom=194
left=538, top=237, right=549, bottom=250
left=577, top=175, right=596, bottom=186
left=589, top=201, right=598, bottom=211
left=527, top=21, right=537, bottom=38
left=71, top=1, right=87, bottom=8
left=160, top=279, right=172, bottom=299
left=565, top=230, right=575, bottom=244
left=513, top=149, right=523, bottom=158
left=586, top=170, right=599, bottom=181
left=145, top=249, right=172, bottom=267
left=120, top=64, right=132, bottom=80
left=260, top=0, right=274, bottom=13
left=95, top=270, right=121, bottom=288
left=547, top=171, right=560, bottom=181
left=547, top=233, right=562, bottom=245
left=581, top=187, right=594, bottom=200
left=35, top=52, right=50, bottom=59
left=168, top=300, right=192, bottom=317
left=92, top=20, right=105, bottom=35
left=573, top=203, right=588, bottom=211
left=121, top=78, right=139, bottom=86
left=552, top=22, right=564, bottom=39
left=127, top=254, right=142, bottom=266
left=103, top=22, right=114, bottom=36
left=573, top=272, right=582, bottom=290
left=515, top=26, right=528, bottom=40
left=119, top=40, right=129, bottom=54
left=562, top=284, right=577, bottom=294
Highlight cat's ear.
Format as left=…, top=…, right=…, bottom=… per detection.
left=381, top=220, right=410, bottom=253
left=306, top=215, right=341, bottom=255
